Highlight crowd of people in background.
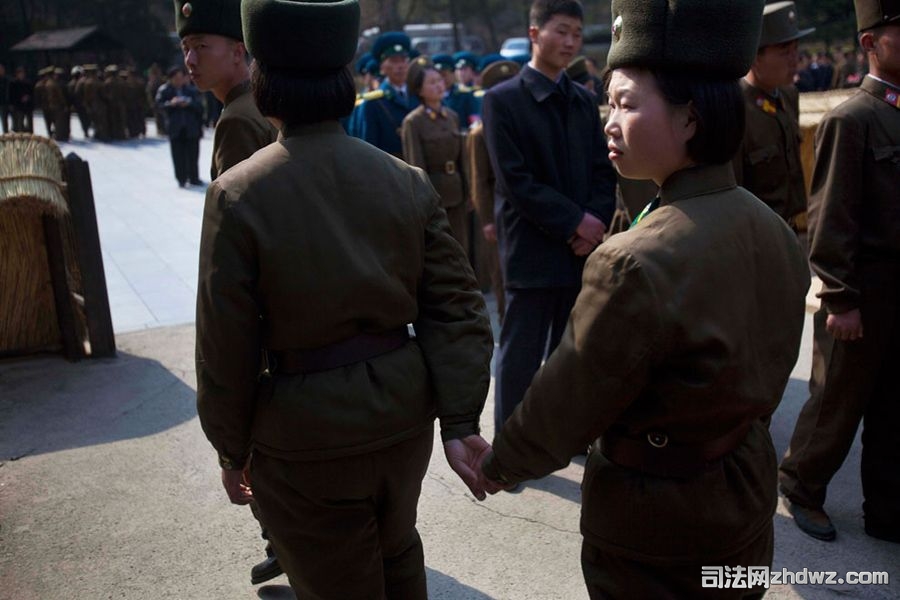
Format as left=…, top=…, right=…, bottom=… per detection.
left=0, top=61, right=223, bottom=141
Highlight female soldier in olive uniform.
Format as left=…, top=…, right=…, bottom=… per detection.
left=479, top=0, right=809, bottom=597
left=401, top=59, right=469, bottom=253
left=195, top=1, right=494, bottom=598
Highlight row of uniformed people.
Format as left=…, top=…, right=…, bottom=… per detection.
left=31, top=64, right=149, bottom=142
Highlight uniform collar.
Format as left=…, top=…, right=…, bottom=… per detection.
left=742, top=79, right=782, bottom=115
left=861, top=74, right=900, bottom=110
left=659, top=163, right=737, bottom=206
left=522, top=64, right=571, bottom=103
left=280, top=120, right=346, bottom=140
left=224, top=80, right=250, bottom=106
left=424, top=105, right=448, bottom=119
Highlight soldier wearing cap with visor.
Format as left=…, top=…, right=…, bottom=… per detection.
left=453, top=51, right=478, bottom=88
left=779, top=0, right=900, bottom=545
left=733, top=1, right=813, bottom=229
left=174, top=0, right=279, bottom=581
left=477, top=0, right=809, bottom=596
left=176, top=0, right=277, bottom=182
left=350, top=31, right=417, bottom=157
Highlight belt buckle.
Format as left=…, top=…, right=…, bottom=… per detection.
left=444, top=160, right=456, bottom=175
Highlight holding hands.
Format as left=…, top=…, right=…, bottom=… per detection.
left=570, top=212, right=606, bottom=256
left=443, top=435, right=514, bottom=500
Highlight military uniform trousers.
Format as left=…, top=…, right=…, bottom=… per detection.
left=494, top=286, right=579, bottom=434
left=779, top=260, right=900, bottom=532
left=251, top=428, right=433, bottom=600
left=582, top=522, right=772, bottom=600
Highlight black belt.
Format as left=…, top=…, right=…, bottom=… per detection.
left=599, top=422, right=753, bottom=479
left=268, top=327, right=409, bottom=375
left=428, top=160, right=457, bottom=175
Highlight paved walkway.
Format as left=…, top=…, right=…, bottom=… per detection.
left=39, top=117, right=212, bottom=333
left=1, top=116, right=893, bottom=600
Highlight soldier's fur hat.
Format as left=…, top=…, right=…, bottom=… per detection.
left=242, top=0, right=360, bottom=70
left=607, top=0, right=765, bottom=79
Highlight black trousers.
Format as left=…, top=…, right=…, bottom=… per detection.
left=169, top=134, right=199, bottom=185
left=11, top=108, right=33, bottom=133
left=0, top=106, right=9, bottom=133
left=494, top=286, right=579, bottom=433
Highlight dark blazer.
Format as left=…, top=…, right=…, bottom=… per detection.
left=155, top=82, right=203, bottom=139
left=482, top=66, right=616, bottom=289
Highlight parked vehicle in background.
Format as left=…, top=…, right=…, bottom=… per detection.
left=500, top=37, right=530, bottom=58
left=403, top=23, right=484, bottom=56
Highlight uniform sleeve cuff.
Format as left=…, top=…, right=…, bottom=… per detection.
left=218, top=454, right=247, bottom=470
left=481, top=452, right=510, bottom=484
left=439, top=420, right=480, bottom=442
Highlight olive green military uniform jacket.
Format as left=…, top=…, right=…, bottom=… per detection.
left=196, top=121, right=493, bottom=467
left=401, top=105, right=466, bottom=209
left=808, top=75, right=900, bottom=314
left=733, top=80, right=806, bottom=222
left=210, top=81, right=277, bottom=181
left=44, top=78, right=66, bottom=112
left=484, top=164, right=809, bottom=563
left=466, top=121, right=495, bottom=226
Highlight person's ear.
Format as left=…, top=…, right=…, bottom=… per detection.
left=528, top=25, right=540, bottom=45
left=858, top=31, right=875, bottom=53
left=678, top=102, right=697, bottom=143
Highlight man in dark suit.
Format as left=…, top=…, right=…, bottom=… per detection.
left=156, top=66, right=204, bottom=187
left=482, top=0, right=616, bottom=440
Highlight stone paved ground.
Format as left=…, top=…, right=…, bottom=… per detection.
left=0, top=115, right=895, bottom=599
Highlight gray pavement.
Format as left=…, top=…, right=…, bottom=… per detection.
left=0, top=117, right=896, bottom=599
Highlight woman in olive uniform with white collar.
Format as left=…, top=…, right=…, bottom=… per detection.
left=194, top=0, right=494, bottom=598
left=479, top=0, right=809, bottom=597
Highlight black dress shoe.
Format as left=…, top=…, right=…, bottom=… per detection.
left=250, top=553, right=283, bottom=584
left=864, top=522, right=900, bottom=543
left=784, top=498, right=836, bottom=541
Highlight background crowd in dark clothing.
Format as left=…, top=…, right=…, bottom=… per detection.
left=794, top=48, right=869, bottom=92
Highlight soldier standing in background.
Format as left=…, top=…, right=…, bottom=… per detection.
left=350, top=31, right=417, bottom=157
left=83, top=66, right=108, bottom=141
left=103, top=65, right=127, bottom=141
left=47, top=68, right=70, bottom=142
left=733, top=1, right=813, bottom=229
left=70, top=66, right=91, bottom=138
left=125, top=68, right=147, bottom=139
left=779, top=0, right=900, bottom=545
left=467, top=59, right=520, bottom=323
left=175, top=0, right=278, bottom=580
left=34, top=67, right=53, bottom=138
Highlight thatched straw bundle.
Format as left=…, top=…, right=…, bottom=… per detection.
left=0, top=133, right=68, bottom=216
left=0, top=133, right=84, bottom=356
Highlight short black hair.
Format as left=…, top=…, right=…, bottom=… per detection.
left=167, top=65, right=184, bottom=78
left=654, top=71, right=744, bottom=165
left=251, top=61, right=355, bottom=127
left=409, top=65, right=439, bottom=99
left=530, top=0, right=583, bottom=28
